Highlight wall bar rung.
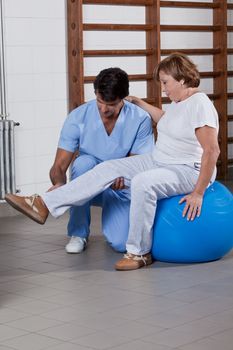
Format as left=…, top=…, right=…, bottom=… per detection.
left=200, top=71, right=221, bottom=78
left=84, top=74, right=153, bottom=83
left=83, top=23, right=154, bottom=31
left=83, top=49, right=154, bottom=57
left=161, top=25, right=221, bottom=32
left=161, top=48, right=221, bottom=55
left=83, top=0, right=153, bottom=5
left=160, top=1, right=220, bottom=9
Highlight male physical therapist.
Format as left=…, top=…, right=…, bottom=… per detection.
left=48, top=67, right=154, bottom=253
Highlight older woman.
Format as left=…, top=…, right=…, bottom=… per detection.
left=5, top=53, right=220, bottom=271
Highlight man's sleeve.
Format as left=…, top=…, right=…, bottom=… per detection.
left=58, top=110, right=80, bottom=153
left=130, top=115, right=155, bottom=155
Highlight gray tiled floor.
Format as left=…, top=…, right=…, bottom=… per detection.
left=0, top=179, right=233, bottom=349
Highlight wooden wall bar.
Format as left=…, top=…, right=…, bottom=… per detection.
left=146, top=0, right=161, bottom=108
left=67, top=0, right=84, bottom=110
left=67, top=0, right=231, bottom=177
left=213, top=0, right=228, bottom=178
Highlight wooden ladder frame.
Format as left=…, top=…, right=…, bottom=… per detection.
left=67, top=0, right=230, bottom=178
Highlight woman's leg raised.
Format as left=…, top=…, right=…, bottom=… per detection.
left=42, top=153, right=155, bottom=218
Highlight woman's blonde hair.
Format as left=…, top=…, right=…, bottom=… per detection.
left=155, top=52, right=200, bottom=87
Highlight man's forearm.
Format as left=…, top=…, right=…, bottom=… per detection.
left=49, top=167, right=67, bottom=186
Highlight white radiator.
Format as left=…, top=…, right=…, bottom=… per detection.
left=0, top=119, right=18, bottom=199
left=0, top=1, right=19, bottom=200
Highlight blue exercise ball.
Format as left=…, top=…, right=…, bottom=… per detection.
left=152, top=181, right=233, bottom=263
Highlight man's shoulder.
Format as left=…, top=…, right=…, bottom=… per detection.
left=124, top=100, right=150, bottom=120
left=68, top=100, right=96, bottom=122
left=71, top=99, right=96, bottom=114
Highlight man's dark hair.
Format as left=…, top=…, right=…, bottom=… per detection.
left=94, top=67, right=129, bottom=102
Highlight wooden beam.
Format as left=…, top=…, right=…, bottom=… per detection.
left=83, top=0, right=153, bottom=5
left=84, top=74, right=153, bottom=83
left=160, top=1, right=220, bottom=9
left=200, top=71, right=221, bottom=78
left=160, top=25, right=221, bottom=32
left=83, top=49, right=154, bottom=56
left=161, top=48, right=221, bottom=55
left=146, top=0, right=161, bottom=108
left=83, top=23, right=154, bottom=31
left=213, top=0, right=228, bottom=178
left=67, top=0, right=84, bottom=110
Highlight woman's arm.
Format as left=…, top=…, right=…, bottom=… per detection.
left=180, top=125, right=220, bottom=221
left=126, top=96, right=164, bottom=123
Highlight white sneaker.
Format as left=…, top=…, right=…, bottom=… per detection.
left=65, top=236, right=87, bottom=254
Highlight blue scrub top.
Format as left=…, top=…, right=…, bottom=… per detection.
left=58, top=99, right=154, bottom=161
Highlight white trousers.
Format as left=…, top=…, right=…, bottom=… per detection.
left=42, top=153, right=204, bottom=255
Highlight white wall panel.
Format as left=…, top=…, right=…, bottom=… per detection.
left=4, top=0, right=68, bottom=197
left=83, top=5, right=145, bottom=24
left=84, top=56, right=146, bottom=76
left=5, top=0, right=65, bottom=18
left=83, top=31, right=146, bottom=50
left=228, top=145, right=233, bottom=158
left=161, top=32, right=213, bottom=49
left=228, top=122, right=233, bottom=137
left=160, top=8, right=212, bottom=25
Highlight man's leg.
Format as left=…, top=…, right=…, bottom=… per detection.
left=66, top=154, right=99, bottom=253
left=101, top=188, right=131, bottom=253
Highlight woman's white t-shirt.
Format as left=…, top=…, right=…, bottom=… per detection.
left=153, top=92, right=219, bottom=165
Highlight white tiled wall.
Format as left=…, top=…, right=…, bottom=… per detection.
left=0, top=0, right=231, bottom=215
left=4, top=0, right=68, bottom=195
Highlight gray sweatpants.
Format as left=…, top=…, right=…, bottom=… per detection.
left=42, top=153, right=204, bottom=255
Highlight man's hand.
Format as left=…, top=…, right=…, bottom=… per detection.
left=179, top=192, right=203, bottom=221
left=111, top=177, right=125, bottom=190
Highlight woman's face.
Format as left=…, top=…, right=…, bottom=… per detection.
left=159, top=70, right=184, bottom=102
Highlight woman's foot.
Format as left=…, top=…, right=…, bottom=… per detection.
left=5, top=194, right=49, bottom=224
left=115, top=252, right=153, bottom=271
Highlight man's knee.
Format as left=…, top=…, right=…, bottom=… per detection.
left=71, top=155, right=99, bottom=179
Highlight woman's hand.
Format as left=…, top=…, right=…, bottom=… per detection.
left=179, top=192, right=203, bottom=221
left=125, top=96, right=136, bottom=104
